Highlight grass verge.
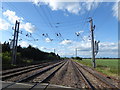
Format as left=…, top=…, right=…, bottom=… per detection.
left=74, top=59, right=119, bottom=78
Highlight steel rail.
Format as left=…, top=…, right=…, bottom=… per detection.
left=2, top=61, right=64, bottom=89
left=71, top=61, right=95, bottom=90
left=2, top=64, right=42, bottom=75
left=2, top=61, right=60, bottom=75
left=2, top=65, right=43, bottom=80
left=74, top=61, right=118, bottom=89
left=29, top=61, right=67, bottom=90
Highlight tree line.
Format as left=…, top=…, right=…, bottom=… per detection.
left=1, top=41, right=60, bottom=69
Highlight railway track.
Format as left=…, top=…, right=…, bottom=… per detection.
left=47, top=60, right=94, bottom=89
left=1, top=61, right=60, bottom=81
left=2, top=60, right=118, bottom=89
left=71, top=60, right=95, bottom=89
left=28, top=60, right=67, bottom=89
left=2, top=64, right=42, bottom=75
left=2, top=61, right=61, bottom=75
left=73, top=60, right=118, bottom=89
left=2, top=60, right=66, bottom=89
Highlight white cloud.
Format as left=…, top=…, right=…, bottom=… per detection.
left=112, top=0, right=120, bottom=20
left=75, top=30, right=84, bottom=34
left=60, top=39, right=72, bottom=45
left=112, top=2, right=118, bottom=19
left=45, top=38, right=53, bottom=42
left=32, top=0, right=41, bottom=6
left=3, top=10, right=36, bottom=33
left=39, top=46, right=46, bottom=50
left=20, top=23, right=36, bottom=33
left=56, top=39, right=118, bottom=58
left=33, top=0, right=119, bottom=21
left=33, top=0, right=100, bottom=15
left=64, top=13, right=69, bottom=16
left=66, top=40, right=91, bottom=57
left=85, top=0, right=100, bottom=10
left=99, top=42, right=118, bottom=52
left=19, top=41, right=38, bottom=48
left=98, top=42, right=118, bottom=57
left=36, top=39, right=117, bottom=58
left=44, top=1, right=81, bottom=14
left=0, top=18, right=10, bottom=30
left=19, top=41, right=29, bottom=47
left=3, top=10, right=23, bottom=24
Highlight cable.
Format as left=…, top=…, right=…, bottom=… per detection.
left=33, top=4, right=53, bottom=30
left=2, top=3, right=60, bottom=50
left=41, top=5, right=64, bottom=41
left=82, top=1, right=95, bottom=30
left=2, top=2, right=94, bottom=44
left=40, top=6, right=53, bottom=28
left=32, top=4, right=56, bottom=39
left=41, top=5, right=67, bottom=41
left=4, top=2, right=31, bottom=23
left=92, top=2, right=102, bottom=18
left=5, top=2, right=51, bottom=42
left=3, top=3, right=45, bottom=44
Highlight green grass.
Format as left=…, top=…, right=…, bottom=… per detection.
left=74, top=59, right=119, bottom=77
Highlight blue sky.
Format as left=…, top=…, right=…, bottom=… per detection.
left=0, top=0, right=119, bottom=58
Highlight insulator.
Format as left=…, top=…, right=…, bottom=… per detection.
left=36, top=39, right=38, bottom=41
left=26, top=34, right=28, bottom=36
left=19, top=39, right=22, bottom=41
left=46, top=33, right=48, bottom=37
left=12, top=27, right=14, bottom=30
left=50, top=39, right=53, bottom=41
left=9, top=39, right=12, bottom=41
left=56, top=33, right=59, bottom=36
left=20, top=31, right=22, bottom=34
left=98, top=40, right=100, bottom=43
left=59, top=33, right=61, bottom=36
left=75, top=32, right=80, bottom=36
left=96, top=42, right=99, bottom=51
left=93, top=25, right=95, bottom=29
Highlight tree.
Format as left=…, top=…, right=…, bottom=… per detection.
left=2, top=42, right=10, bottom=52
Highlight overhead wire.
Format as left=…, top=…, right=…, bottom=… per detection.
left=2, top=2, right=62, bottom=51
left=32, top=4, right=54, bottom=32
left=91, top=1, right=102, bottom=18
left=41, top=5, right=65, bottom=41
left=74, top=2, right=95, bottom=42
left=6, top=3, right=51, bottom=42
left=4, top=2, right=31, bottom=23
left=3, top=3, right=46, bottom=44
left=82, top=1, right=95, bottom=30
left=2, top=1, right=103, bottom=45
left=89, top=2, right=113, bottom=42
left=32, top=4, right=56, bottom=42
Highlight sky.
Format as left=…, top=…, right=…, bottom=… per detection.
left=0, top=0, right=119, bottom=58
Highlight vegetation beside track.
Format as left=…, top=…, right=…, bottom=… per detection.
left=73, top=59, right=119, bottom=77
left=1, top=42, right=61, bottom=70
